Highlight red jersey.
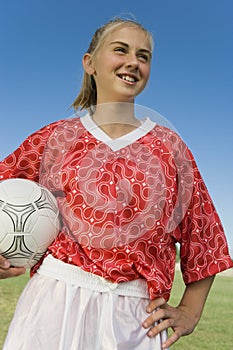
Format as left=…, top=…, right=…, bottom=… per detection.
left=0, top=114, right=232, bottom=300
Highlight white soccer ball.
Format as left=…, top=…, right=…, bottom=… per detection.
left=0, top=178, right=60, bottom=268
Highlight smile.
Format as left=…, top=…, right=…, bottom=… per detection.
left=117, top=74, right=138, bottom=83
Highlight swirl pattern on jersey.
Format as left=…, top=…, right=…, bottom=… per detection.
left=0, top=117, right=232, bottom=300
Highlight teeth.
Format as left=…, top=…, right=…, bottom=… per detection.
left=121, top=75, right=136, bottom=82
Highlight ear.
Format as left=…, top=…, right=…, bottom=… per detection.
left=82, top=53, right=95, bottom=75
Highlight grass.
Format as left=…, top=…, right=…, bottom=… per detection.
left=0, top=271, right=30, bottom=347
left=169, top=272, right=233, bottom=350
left=0, top=271, right=232, bottom=349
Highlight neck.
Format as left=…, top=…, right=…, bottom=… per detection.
left=91, top=102, right=141, bottom=139
left=92, top=102, right=139, bottom=125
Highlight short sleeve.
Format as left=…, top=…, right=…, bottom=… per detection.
left=173, top=145, right=233, bottom=284
left=0, top=120, right=63, bottom=182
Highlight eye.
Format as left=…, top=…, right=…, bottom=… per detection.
left=114, top=47, right=127, bottom=54
left=137, top=53, right=150, bottom=62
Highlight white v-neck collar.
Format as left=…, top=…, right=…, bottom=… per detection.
left=80, top=114, right=156, bottom=152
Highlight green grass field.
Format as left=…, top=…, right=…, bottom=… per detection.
left=0, top=271, right=232, bottom=349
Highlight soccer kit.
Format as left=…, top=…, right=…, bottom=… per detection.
left=2, top=114, right=233, bottom=349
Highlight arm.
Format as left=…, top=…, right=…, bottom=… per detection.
left=0, top=255, right=26, bottom=279
left=0, top=121, right=63, bottom=279
left=143, top=275, right=215, bottom=349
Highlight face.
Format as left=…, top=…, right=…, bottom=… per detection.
left=83, top=25, right=152, bottom=105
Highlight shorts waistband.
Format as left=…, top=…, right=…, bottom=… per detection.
left=37, top=254, right=149, bottom=298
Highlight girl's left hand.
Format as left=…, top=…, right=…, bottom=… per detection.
left=142, top=297, right=199, bottom=349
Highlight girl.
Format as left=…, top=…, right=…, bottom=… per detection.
left=1, top=18, right=232, bottom=350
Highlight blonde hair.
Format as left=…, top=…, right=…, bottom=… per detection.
left=71, top=18, right=154, bottom=113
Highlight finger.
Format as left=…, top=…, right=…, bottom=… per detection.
left=143, top=301, right=172, bottom=329
left=0, top=266, right=26, bottom=279
left=143, top=308, right=166, bottom=329
left=0, top=256, right=10, bottom=269
left=146, top=318, right=172, bottom=337
left=146, top=297, right=166, bottom=313
left=162, top=330, right=180, bottom=349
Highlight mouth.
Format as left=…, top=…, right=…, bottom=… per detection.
left=117, top=74, right=139, bottom=83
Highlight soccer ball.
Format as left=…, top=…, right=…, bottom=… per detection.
left=0, top=178, right=60, bottom=268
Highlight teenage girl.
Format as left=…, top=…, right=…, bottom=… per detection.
left=1, top=18, right=232, bottom=350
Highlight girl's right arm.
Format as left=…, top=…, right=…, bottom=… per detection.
left=0, top=120, right=63, bottom=279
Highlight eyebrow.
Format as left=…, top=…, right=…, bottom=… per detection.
left=109, top=41, right=152, bottom=57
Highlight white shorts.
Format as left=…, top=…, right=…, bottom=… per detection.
left=3, top=255, right=168, bottom=350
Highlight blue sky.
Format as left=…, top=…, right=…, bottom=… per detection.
left=0, top=0, right=232, bottom=255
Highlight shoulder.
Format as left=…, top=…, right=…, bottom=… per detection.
left=149, top=123, right=192, bottom=157
left=26, top=117, right=82, bottom=141
left=151, top=124, right=185, bottom=144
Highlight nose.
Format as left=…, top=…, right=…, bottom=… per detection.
left=125, top=53, right=139, bottom=69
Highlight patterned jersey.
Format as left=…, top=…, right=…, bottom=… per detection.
left=0, top=114, right=232, bottom=300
